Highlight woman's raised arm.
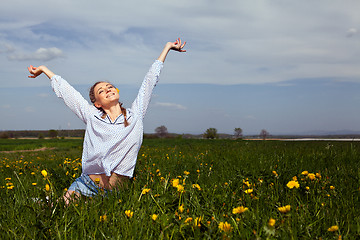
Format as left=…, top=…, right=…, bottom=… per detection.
left=28, top=65, right=55, bottom=79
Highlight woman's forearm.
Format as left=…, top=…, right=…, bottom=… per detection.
left=157, top=43, right=172, bottom=63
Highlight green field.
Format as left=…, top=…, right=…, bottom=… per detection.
left=0, top=138, right=359, bottom=239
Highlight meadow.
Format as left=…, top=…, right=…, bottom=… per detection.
left=0, top=138, right=359, bottom=239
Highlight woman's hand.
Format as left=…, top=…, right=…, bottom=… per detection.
left=158, top=37, right=187, bottom=62
left=167, top=38, right=186, bottom=52
left=27, top=65, right=55, bottom=79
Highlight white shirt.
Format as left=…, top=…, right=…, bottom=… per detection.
left=51, top=60, right=163, bottom=177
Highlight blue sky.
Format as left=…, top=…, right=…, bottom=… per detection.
left=1, top=1, right=360, bottom=135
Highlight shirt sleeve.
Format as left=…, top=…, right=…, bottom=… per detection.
left=51, top=75, right=93, bottom=124
left=131, top=60, right=163, bottom=119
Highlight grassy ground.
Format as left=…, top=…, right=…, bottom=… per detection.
left=0, top=138, right=359, bottom=239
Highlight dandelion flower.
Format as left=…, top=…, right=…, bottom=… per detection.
left=7, top=186, right=14, bottom=190
left=328, top=225, right=339, bottom=232
left=286, top=180, right=300, bottom=189
left=178, top=204, right=184, bottom=213
left=308, top=173, right=316, bottom=180
left=45, top=184, right=50, bottom=191
left=278, top=205, right=291, bottom=213
left=99, top=214, right=107, bottom=222
left=316, top=173, right=321, bottom=179
left=194, top=216, right=202, bottom=227
left=184, top=171, right=190, bottom=175
left=272, top=171, right=278, bottom=176
left=151, top=214, right=158, bottom=221
left=125, top=210, right=134, bottom=218
left=141, top=188, right=150, bottom=195
left=218, top=221, right=233, bottom=233
left=5, top=178, right=11, bottom=181
left=32, top=183, right=37, bottom=186
left=232, top=206, right=248, bottom=214
left=245, top=189, right=253, bottom=194
left=301, top=171, right=309, bottom=175
left=172, top=179, right=180, bottom=187
left=192, top=184, right=201, bottom=191
left=176, top=184, right=184, bottom=192
left=268, top=218, right=276, bottom=227
left=41, top=170, right=48, bottom=178
left=184, top=217, right=193, bottom=224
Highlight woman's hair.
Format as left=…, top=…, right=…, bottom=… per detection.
left=89, top=81, right=129, bottom=127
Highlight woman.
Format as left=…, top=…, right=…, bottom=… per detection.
left=28, top=38, right=186, bottom=204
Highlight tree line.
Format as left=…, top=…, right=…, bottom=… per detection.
left=0, top=127, right=270, bottom=140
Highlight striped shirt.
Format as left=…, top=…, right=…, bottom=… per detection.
left=51, top=60, right=163, bottom=177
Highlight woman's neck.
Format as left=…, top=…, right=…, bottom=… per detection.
left=103, top=103, right=122, bottom=122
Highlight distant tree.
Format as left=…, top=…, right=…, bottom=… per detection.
left=155, top=125, right=168, bottom=138
left=0, top=132, right=9, bottom=139
left=38, top=133, right=44, bottom=139
left=260, top=129, right=269, bottom=140
left=203, top=128, right=218, bottom=139
left=48, top=129, right=58, bottom=139
left=234, top=128, right=243, bottom=139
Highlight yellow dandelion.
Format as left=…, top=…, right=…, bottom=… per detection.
left=5, top=178, right=11, bottom=181
left=184, top=171, right=190, bottom=175
left=292, top=176, right=297, bottom=181
left=278, top=205, right=291, bottom=213
left=7, top=186, right=15, bottom=190
left=301, top=170, right=309, bottom=175
left=244, top=189, right=253, bottom=194
left=192, top=184, right=201, bottom=191
left=31, top=172, right=35, bottom=175
left=328, top=225, right=339, bottom=232
left=32, top=183, right=37, bottom=186
left=286, top=180, right=300, bottom=189
left=99, top=214, right=107, bottom=222
left=45, top=184, right=50, bottom=192
left=232, top=206, right=248, bottom=214
left=330, top=186, right=335, bottom=190
left=316, top=173, right=321, bottom=178
left=308, top=173, right=316, bottom=180
left=184, top=217, right=193, bottom=224
left=176, top=184, right=184, bottom=192
left=306, top=186, right=310, bottom=190
left=125, top=210, right=134, bottom=218
left=178, top=204, right=184, bottom=213
left=218, top=221, right=233, bottom=233
left=268, top=218, right=276, bottom=227
left=151, top=214, right=158, bottom=221
left=194, top=216, right=202, bottom=227
left=272, top=170, right=278, bottom=176
left=172, top=179, right=180, bottom=187
left=142, top=188, right=151, bottom=195
left=41, top=170, right=48, bottom=178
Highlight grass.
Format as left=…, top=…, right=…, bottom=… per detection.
left=0, top=138, right=359, bottom=239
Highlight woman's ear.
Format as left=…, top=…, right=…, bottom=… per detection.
left=94, top=102, right=102, bottom=109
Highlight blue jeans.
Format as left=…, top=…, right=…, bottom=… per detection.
left=68, top=174, right=108, bottom=197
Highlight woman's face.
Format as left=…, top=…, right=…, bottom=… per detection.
left=93, top=82, right=119, bottom=109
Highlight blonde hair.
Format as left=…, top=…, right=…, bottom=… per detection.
left=89, top=81, right=129, bottom=127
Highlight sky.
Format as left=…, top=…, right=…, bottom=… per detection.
left=1, top=0, right=360, bottom=135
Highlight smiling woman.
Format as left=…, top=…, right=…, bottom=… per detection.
left=27, top=38, right=186, bottom=205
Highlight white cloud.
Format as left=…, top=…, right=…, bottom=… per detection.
left=7, top=47, right=64, bottom=61
left=0, top=42, right=15, bottom=54
left=154, top=102, right=187, bottom=110
left=346, top=28, right=358, bottom=37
